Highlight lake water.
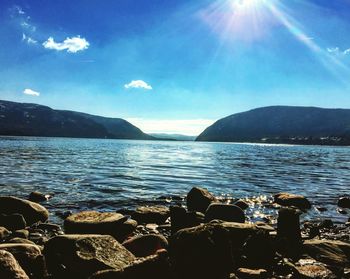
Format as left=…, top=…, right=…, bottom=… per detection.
left=0, top=136, right=349, bottom=224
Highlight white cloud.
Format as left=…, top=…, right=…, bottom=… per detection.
left=327, top=47, right=350, bottom=56
left=23, top=88, right=40, bottom=97
left=126, top=118, right=215, bottom=136
left=124, top=80, right=152, bottom=90
left=22, top=33, right=37, bottom=44
left=43, top=36, right=89, bottom=53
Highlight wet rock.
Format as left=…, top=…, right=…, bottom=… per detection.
left=0, top=243, right=45, bottom=278
left=170, top=206, right=203, bottom=234
left=35, top=223, right=61, bottom=232
left=64, top=211, right=128, bottom=236
left=0, top=250, right=29, bottom=279
left=0, top=214, right=26, bottom=231
left=277, top=207, right=301, bottom=242
left=274, top=192, right=311, bottom=210
left=170, top=223, right=232, bottom=279
left=0, top=197, right=49, bottom=226
left=234, top=200, right=249, bottom=210
left=187, top=187, right=216, bottom=213
left=89, top=251, right=171, bottom=279
left=28, top=192, right=51, bottom=203
left=0, top=227, right=10, bottom=241
left=338, top=197, right=350, bottom=209
left=319, top=219, right=334, bottom=229
left=132, top=205, right=169, bottom=224
left=303, top=239, right=350, bottom=267
left=123, top=234, right=168, bottom=257
left=205, top=203, right=245, bottom=223
left=44, top=234, right=136, bottom=278
left=12, top=230, right=29, bottom=240
left=236, top=268, right=268, bottom=278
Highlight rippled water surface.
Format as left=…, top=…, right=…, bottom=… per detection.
left=0, top=136, right=349, bottom=223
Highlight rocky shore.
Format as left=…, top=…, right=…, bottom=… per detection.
left=0, top=188, right=350, bottom=278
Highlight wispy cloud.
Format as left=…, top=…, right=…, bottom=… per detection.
left=126, top=118, right=215, bottom=136
left=23, top=88, right=40, bottom=96
left=327, top=47, right=350, bottom=56
left=22, top=33, right=37, bottom=44
left=43, top=36, right=90, bottom=53
left=124, top=80, right=153, bottom=90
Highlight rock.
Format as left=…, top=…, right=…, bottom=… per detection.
left=131, top=206, right=169, bottom=224
left=12, top=230, right=29, bottom=240
left=236, top=268, right=268, bottom=278
left=114, top=219, right=138, bottom=242
left=0, top=227, right=10, bottom=241
left=187, top=187, right=216, bottom=213
left=277, top=207, right=301, bottom=242
left=28, top=192, right=51, bottom=203
left=0, top=250, right=29, bottom=279
left=234, top=200, right=249, bottom=210
left=170, top=206, right=203, bottom=234
left=64, top=211, right=128, bottom=236
left=338, top=197, right=350, bottom=209
left=0, top=243, right=44, bottom=278
left=274, top=192, right=311, bottom=210
left=205, top=203, right=245, bottom=223
left=35, top=223, right=61, bottom=232
left=44, top=234, right=136, bottom=278
left=0, top=197, right=49, bottom=225
left=7, top=238, right=36, bottom=245
left=123, top=234, right=168, bottom=257
left=170, top=223, right=232, bottom=279
left=296, top=259, right=337, bottom=279
left=0, top=214, right=26, bottom=231
left=89, top=251, right=171, bottom=279
left=303, top=239, right=350, bottom=267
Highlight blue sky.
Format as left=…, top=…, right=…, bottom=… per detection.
left=1, top=0, right=350, bottom=135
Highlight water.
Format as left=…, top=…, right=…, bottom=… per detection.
left=0, top=136, right=349, bottom=224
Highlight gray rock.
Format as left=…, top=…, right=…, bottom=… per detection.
left=205, top=203, right=245, bottom=223
left=274, top=192, right=311, bottom=210
left=187, top=187, right=216, bottom=213
left=132, top=206, right=169, bottom=224
left=0, top=197, right=49, bottom=226
left=123, top=234, right=168, bottom=257
left=0, top=250, right=29, bottom=279
left=44, top=234, right=136, bottom=278
left=170, top=223, right=232, bottom=279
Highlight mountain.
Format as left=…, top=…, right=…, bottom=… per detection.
left=196, top=106, right=350, bottom=145
left=0, top=100, right=153, bottom=140
left=149, top=133, right=196, bottom=141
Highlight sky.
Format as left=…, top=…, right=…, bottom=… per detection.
left=1, top=0, right=350, bottom=135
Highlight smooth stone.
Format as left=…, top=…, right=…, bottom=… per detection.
left=236, top=268, right=268, bottom=279
left=0, top=227, right=10, bottom=241
left=44, top=234, right=136, bottom=278
left=234, top=200, right=249, bottom=210
left=187, top=187, right=216, bottom=213
left=0, top=250, right=29, bottom=279
left=12, top=230, right=29, bottom=239
left=0, top=243, right=44, bottom=278
left=0, top=214, right=26, bottom=231
left=28, top=191, right=51, bottom=203
left=132, top=206, right=169, bottom=224
left=89, top=251, right=171, bottom=279
left=274, top=192, right=311, bottom=210
left=7, top=238, right=36, bottom=245
left=205, top=203, right=245, bottom=223
left=64, top=211, right=128, bottom=236
left=0, top=197, right=49, bottom=226
left=170, top=223, right=232, bottom=279
left=303, top=239, right=350, bottom=266
left=123, top=234, right=168, bottom=257
left=338, top=197, right=350, bottom=209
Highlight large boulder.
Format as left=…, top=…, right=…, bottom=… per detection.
left=131, top=206, right=169, bottom=224
left=64, top=211, right=136, bottom=241
left=303, top=239, right=350, bottom=267
left=338, top=197, right=350, bottom=209
left=123, top=234, right=168, bottom=257
left=170, top=223, right=233, bottom=279
left=205, top=203, right=245, bottom=223
left=44, top=234, right=136, bottom=278
left=0, top=250, right=29, bottom=279
left=187, top=187, right=216, bottom=213
left=0, top=243, right=44, bottom=278
left=0, top=214, right=26, bottom=231
left=0, top=197, right=49, bottom=225
left=274, top=193, right=311, bottom=210
left=89, top=251, right=171, bottom=279
left=277, top=207, right=301, bottom=242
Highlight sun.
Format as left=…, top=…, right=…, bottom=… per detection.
left=230, top=0, right=266, bottom=9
